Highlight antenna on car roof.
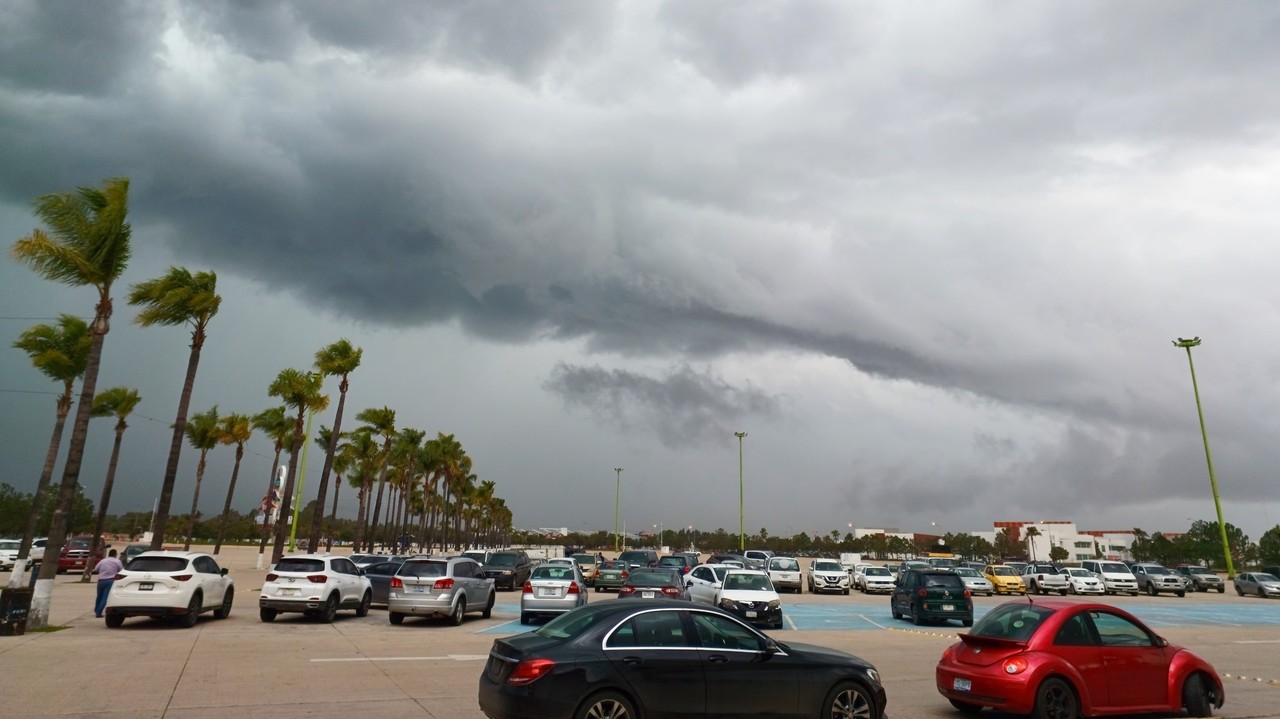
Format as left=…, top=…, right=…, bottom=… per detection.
left=1026, top=594, right=1034, bottom=606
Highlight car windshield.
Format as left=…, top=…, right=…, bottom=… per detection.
left=865, top=567, right=891, bottom=577
left=399, top=561, right=447, bottom=577
left=954, top=568, right=980, bottom=577
left=1143, top=565, right=1172, bottom=575
left=723, top=573, right=772, bottom=592
left=1256, top=573, right=1280, bottom=582
left=971, top=603, right=1055, bottom=641
left=531, top=566, right=575, bottom=580
left=1186, top=567, right=1212, bottom=575
left=1066, top=569, right=1092, bottom=577
left=127, top=556, right=189, bottom=572
left=1099, top=563, right=1130, bottom=573
left=274, top=558, right=325, bottom=573
left=628, top=569, right=677, bottom=587
left=770, top=558, right=800, bottom=571
left=487, top=553, right=520, bottom=567
left=572, top=554, right=597, bottom=565
left=989, top=566, right=1017, bottom=576
left=813, top=561, right=843, bottom=572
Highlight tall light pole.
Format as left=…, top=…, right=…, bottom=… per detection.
left=1173, top=337, right=1236, bottom=577
left=289, top=371, right=322, bottom=552
left=735, top=431, right=747, bottom=552
left=613, top=467, right=623, bottom=553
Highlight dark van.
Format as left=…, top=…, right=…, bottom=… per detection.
left=891, top=568, right=973, bottom=627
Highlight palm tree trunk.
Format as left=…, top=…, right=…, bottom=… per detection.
left=152, top=331, right=205, bottom=549
left=8, top=392, right=70, bottom=589
left=308, top=377, right=348, bottom=549
left=81, top=418, right=126, bottom=582
left=214, top=445, right=245, bottom=554
left=30, top=302, right=110, bottom=630
left=270, top=411, right=306, bottom=563
left=353, top=479, right=371, bottom=552
left=368, top=455, right=391, bottom=551
left=185, top=450, right=209, bottom=551
left=325, top=474, right=341, bottom=552
left=257, top=445, right=283, bottom=564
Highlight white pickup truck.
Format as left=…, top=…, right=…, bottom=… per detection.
left=1022, top=563, right=1070, bottom=595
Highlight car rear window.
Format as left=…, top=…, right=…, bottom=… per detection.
left=971, top=603, right=1055, bottom=641
left=487, top=553, right=520, bottom=567
left=274, top=558, right=325, bottom=573
left=532, top=566, right=575, bottom=580
left=127, top=557, right=189, bottom=572
left=572, top=554, right=597, bottom=565
left=658, top=557, right=686, bottom=567
left=770, top=558, right=800, bottom=571
left=399, top=560, right=447, bottom=577
left=628, top=569, right=676, bottom=586
left=922, top=574, right=964, bottom=589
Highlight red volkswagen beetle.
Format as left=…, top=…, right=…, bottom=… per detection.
left=936, top=599, right=1223, bottom=718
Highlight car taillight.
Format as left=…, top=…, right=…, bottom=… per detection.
left=1003, top=656, right=1029, bottom=675
left=522, top=581, right=533, bottom=593
left=433, top=578, right=454, bottom=590
left=168, top=574, right=191, bottom=582
left=390, top=577, right=403, bottom=589
left=307, top=574, right=329, bottom=583
left=963, top=590, right=971, bottom=598
left=620, top=571, right=628, bottom=580
left=661, top=586, right=679, bottom=596
left=568, top=582, right=580, bottom=594
left=917, top=588, right=928, bottom=597
left=507, top=658, right=555, bottom=685
left=265, top=573, right=278, bottom=581
left=619, top=585, right=635, bottom=596
left=114, top=572, right=128, bottom=581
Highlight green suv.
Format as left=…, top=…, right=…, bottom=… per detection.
left=891, top=567, right=973, bottom=627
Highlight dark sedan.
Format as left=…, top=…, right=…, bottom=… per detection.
left=618, top=567, right=688, bottom=600
left=478, top=600, right=887, bottom=719
left=362, top=559, right=404, bottom=606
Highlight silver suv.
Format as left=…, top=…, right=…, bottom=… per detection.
left=1131, top=563, right=1187, bottom=597
left=259, top=553, right=373, bottom=622
left=387, top=556, right=495, bottom=625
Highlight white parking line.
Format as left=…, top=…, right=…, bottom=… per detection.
left=1234, top=640, right=1280, bottom=644
left=860, top=614, right=888, bottom=629
left=311, top=655, right=487, bottom=663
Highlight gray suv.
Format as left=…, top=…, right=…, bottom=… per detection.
left=1131, top=563, right=1187, bottom=597
left=1176, top=565, right=1225, bottom=593
left=388, top=556, right=495, bottom=625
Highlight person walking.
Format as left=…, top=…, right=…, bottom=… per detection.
left=92, top=549, right=124, bottom=618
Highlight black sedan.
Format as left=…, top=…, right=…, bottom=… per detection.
left=477, top=599, right=886, bottom=719
left=362, top=559, right=405, bottom=606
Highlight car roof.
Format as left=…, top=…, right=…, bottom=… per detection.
left=132, top=550, right=205, bottom=559
left=724, top=569, right=768, bottom=577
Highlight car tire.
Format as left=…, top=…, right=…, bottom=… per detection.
left=891, top=600, right=901, bottom=620
left=1067, top=584, right=1075, bottom=595
left=842, top=587, right=849, bottom=596
left=1182, top=673, right=1214, bottom=718
left=260, top=607, right=278, bottom=622
left=1147, top=583, right=1157, bottom=596
left=213, top=589, right=233, bottom=619
left=482, top=590, right=495, bottom=618
left=1217, top=586, right=1224, bottom=594
left=519, top=612, right=530, bottom=625
left=949, top=698, right=983, bottom=714
left=180, top=593, right=201, bottom=628
left=1259, top=587, right=1266, bottom=599
left=320, top=594, right=338, bottom=623
left=389, top=611, right=404, bottom=625
left=1176, top=590, right=1186, bottom=598
left=1033, top=677, right=1078, bottom=719
left=823, top=681, right=876, bottom=719
left=574, top=691, right=636, bottom=719
left=1236, top=586, right=1244, bottom=596
left=911, top=603, right=923, bottom=626
left=105, top=613, right=124, bottom=628
left=356, top=590, right=372, bottom=617
left=450, top=597, right=466, bottom=626
left=962, top=618, right=973, bottom=627
left=1059, top=589, right=1068, bottom=596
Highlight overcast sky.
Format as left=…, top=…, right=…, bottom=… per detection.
left=3, top=1, right=1280, bottom=544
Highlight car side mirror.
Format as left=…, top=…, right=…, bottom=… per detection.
left=220, top=568, right=229, bottom=576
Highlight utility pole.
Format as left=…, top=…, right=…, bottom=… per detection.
left=735, top=431, right=747, bottom=552
left=613, top=467, right=623, bottom=553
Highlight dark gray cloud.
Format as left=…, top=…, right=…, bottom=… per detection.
left=544, top=363, right=782, bottom=447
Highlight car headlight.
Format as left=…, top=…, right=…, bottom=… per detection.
left=768, top=600, right=780, bottom=609
left=719, top=599, right=736, bottom=610
left=866, top=668, right=881, bottom=686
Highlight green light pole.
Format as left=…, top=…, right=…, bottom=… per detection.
left=288, top=372, right=321, bottom=552
left=1173, top=337, right=1236, bottom=578
left=735, top=431, right=747, bottom=552
left=613, top=467, right=623, bottom=553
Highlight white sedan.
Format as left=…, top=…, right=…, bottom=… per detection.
left=859, top=565, right=896, bottom=594
left=1059, top=567, right=1106, bottom=594
left=808, top=559, right=851, bottom=594
left=953, top=567, right=994, bottom=596
left=105, top=550, right=235, bottom=628
left=850, top=563, right=876, bottom=590
left=684, top=563, right=734, bottom=606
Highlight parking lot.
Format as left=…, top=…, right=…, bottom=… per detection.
left=2, top=549, right=1278, bottom=718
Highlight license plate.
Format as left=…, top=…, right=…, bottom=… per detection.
left=280, top=588, right=299, bottom=596
left=746, top=610, right=757, bottom=618
left=139, top=582, right=154, bottom=591
left=942, top=604, right=955, bottom=611
left=539, top=588, right=558, bottom=597
left=641, top=591, right=655, bottom=599
left=953, top=677, right=972, bottom=692
left=408, top=585, right=426, bottom=593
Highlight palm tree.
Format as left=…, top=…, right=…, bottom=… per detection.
left=1025, top=526, right=1042, bottom=562
left=251, top=406, right=292, bottom=562
left=355, top=407, right=396, bottom=551
left=8, top=314, right=90, bottom=587
left=307, top=339, right=362, bottom=550
left=345, top=428, right=381, bottom=552
left=384, top=428, right=424, bottom=549
left=79, top=387, right=141, bottom=581
left=129, top=267, right=221, bottom=549
left=9, top=177, right=132, bottom=627
left=268, top=369, right=328, bottom=562
left=213, top=413, right=252, bottom=555
left=183, top=406, right=222, bottom=550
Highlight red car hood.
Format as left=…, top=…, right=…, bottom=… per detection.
left=953, top=634, right=1027, bottom=668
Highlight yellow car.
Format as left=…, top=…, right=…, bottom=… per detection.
left=983, top=564, right=1027, bottom=595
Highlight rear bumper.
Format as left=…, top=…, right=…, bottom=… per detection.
left=259, top=598, right=325, bottom=613
left=105, top=604, right=190, bottom=618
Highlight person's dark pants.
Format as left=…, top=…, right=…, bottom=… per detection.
left=95, top=578, right=114, bottom=617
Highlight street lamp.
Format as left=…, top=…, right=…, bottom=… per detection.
left=613, top=467, right=623, bottom=553
left=1173, top=337, right=1236, bottom=577
left=735, top=431, right=747, bottom=552
left=653, top=522, right=664, bottom=549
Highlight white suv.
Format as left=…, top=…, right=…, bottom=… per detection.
left=105, top=551, right=235, bottom=628
left=260, top=553, right=372, bottom=623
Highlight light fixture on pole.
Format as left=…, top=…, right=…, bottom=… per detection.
left=734, top=431, right=747, bottom=552
left=653, top=521, right=664, bottom=548
left=613, top=467, right=623, bottom=553
left=1173, top=337, right=1236, bottom=578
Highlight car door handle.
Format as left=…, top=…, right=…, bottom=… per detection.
left=706, top=654, right=729, bottom=664
left=622, top=656, right=645, bottom=666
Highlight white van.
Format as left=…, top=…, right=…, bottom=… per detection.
left=1081, top=560, right=1139, bottom=595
